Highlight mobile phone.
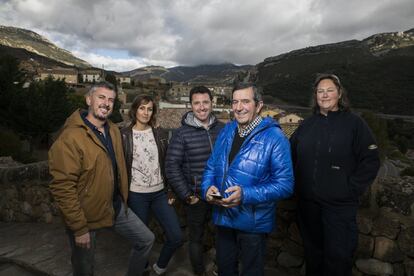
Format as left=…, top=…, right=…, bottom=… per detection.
left=211, top=193, right=223, bottom=200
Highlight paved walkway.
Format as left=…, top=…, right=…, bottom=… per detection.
left=0, top=220, right=293, bottom=276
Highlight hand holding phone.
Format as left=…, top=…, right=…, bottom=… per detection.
left=211, top=192, right=223, bottom=200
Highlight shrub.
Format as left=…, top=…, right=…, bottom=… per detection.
left=0, top=129, right=22, bottom=158
left=401, top=166, right=414, bottom=177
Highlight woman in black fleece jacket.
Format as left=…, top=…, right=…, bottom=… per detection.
left=290, top=74, right=380, bottom=276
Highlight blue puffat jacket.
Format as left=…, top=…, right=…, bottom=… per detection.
left=201, top=117, right=294, bottom=233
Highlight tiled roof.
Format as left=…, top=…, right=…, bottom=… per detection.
left=39, top=68, right=78, bottom=75
left=157, top=108, right=189, bottom=129
left=280, top=123, right=299, bottom=138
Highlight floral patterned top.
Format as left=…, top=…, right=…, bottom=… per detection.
left=130, top=128, right=164, bottom=193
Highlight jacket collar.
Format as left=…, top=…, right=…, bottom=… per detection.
left=182, top=111, right=217, bottom=129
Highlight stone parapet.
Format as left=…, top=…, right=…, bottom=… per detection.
left=0, top=160, right=50, bottom=186
left=1, top=160, right=414, bottom=276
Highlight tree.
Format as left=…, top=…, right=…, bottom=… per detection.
left=105, top=73, right=123, bottom=123
left=9, top=77, right=73, bottom=151
left=0, top=55, right=25, bottom=127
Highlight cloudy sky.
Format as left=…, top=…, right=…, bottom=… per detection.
left=1, top=0, right=413, bottom=71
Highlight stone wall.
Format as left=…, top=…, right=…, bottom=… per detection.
left=266, top=176, right=414, bottom=276
left=1, top=159, right=413, bottom=276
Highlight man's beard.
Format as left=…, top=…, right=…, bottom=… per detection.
left=93, top=105, right=112, bottom=121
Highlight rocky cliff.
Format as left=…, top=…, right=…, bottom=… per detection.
left=0, top=25, right=90, bottom=68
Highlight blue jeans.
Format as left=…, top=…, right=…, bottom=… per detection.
left=67, top=204, right=155, bottom=276
left=185, top=200, right=211, bottom=274
left=128, top=190, right=183, bottom=269
left=216, top=226, right=266, bottom=276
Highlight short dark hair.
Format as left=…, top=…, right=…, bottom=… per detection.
left=189, top=86, right=212, bottom=103
left=87, top=81, right=116, bottom=96
left=129, top=95, right=157, bottom=127
left=232, top=82, right=263, bottom=103
left=311, top=73, right=350, bottom=114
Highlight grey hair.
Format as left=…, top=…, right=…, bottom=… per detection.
left=87, top=81, right=116, bottom=96
left=232, top=82, right=263, bottom=103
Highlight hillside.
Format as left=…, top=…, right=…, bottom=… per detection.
left=0, top=25, right=90, bottom=68
left=125, top=63, right=253, bottom=84
left=256, top=29, right=414, bottom=115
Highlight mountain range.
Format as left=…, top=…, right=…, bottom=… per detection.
left=1, top=25, right=414, bottom=115
left=125, top=63, right=253, bottom=84
left=255, top=29, right=414, bottom=115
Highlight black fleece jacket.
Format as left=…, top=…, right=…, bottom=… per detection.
left=290, top=111, right=380, bottom=205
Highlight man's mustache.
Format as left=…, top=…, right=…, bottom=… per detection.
left=98, top=104, right=110, bottom=110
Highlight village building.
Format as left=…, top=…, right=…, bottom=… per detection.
left=38, top=68, right=78, bottom=84
left=115, top=74, right=131, bottom=85
left=80, top=69, right=102, bottom=83
left=278, top=113, right=303, bottom=124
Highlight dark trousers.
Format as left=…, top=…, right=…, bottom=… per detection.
left=216, top=226, right=266, bottom=276
left=297, top=200, right=358, bottom=276
left=67, top=204, right=155, bottom=276
left=128, top=190, right=183, bottom=269
left=184, top=200, right=211, bottom=274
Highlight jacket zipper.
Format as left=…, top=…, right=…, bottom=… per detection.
left=216, top=125, right=267, bottom=223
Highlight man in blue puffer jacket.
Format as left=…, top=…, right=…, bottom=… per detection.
left=201, top=82, right=294, bottom=276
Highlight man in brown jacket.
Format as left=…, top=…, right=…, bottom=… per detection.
left=49, top=81, right=154, bottom=276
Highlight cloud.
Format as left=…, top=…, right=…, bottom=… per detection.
left=73, top=51, right=177, bottom=72
left=1, top=0, right=413, bottom=71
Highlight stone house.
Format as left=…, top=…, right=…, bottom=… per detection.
left=38, top=68, right=78, bottom=84
left=168, top=84, right=192, bottom=100
left=278, top=113, right=303, bottom=124
left=115, top=74, right=131, bottom=85
left=80, top=69, right=102, bottom=83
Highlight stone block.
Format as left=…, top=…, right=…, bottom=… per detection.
left=355, top=258, right=393, bottom=275
left=1, top=208, right=14, bottom=221
left=277, top=251, right=303, bottom=268
left=398, top=226, right=414, bottom=258
left=352, top=266, right=364, bottom=276
left=20, top=201, right=33, bottom=216
left=373, top=237, right=404, bottom=262
left=392, top=263, right=406, bottom=276
left=7, top=164, right=39, bottom=184
left=281, top=239, right=304, bottom=257
left=356, top=212, right=373, bottom=234
left=267, top=234, right=284, bottom=250
left=359, top=185, right=371, bottom=208
left=356, top=234, right=374, bottom=258
left=371, top=215, right=401, bottom=239
left=42, top=212, right=54, bottom=223
left=404, top=257, right=414, bottom=276
left=288, top=222, right=302, bottom=244
left=376, top=177, right=414, bottom=216
left=3, top=187, right=18, bottom=200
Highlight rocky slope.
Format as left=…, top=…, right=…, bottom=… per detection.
left=125, top=63, right=253, bottom=84
left=0, top=25, right=90, bottom=68
left=256, top=29, right=414, bottom=115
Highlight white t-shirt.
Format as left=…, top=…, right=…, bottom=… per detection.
left=130, top=128, right=164, bottom=193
